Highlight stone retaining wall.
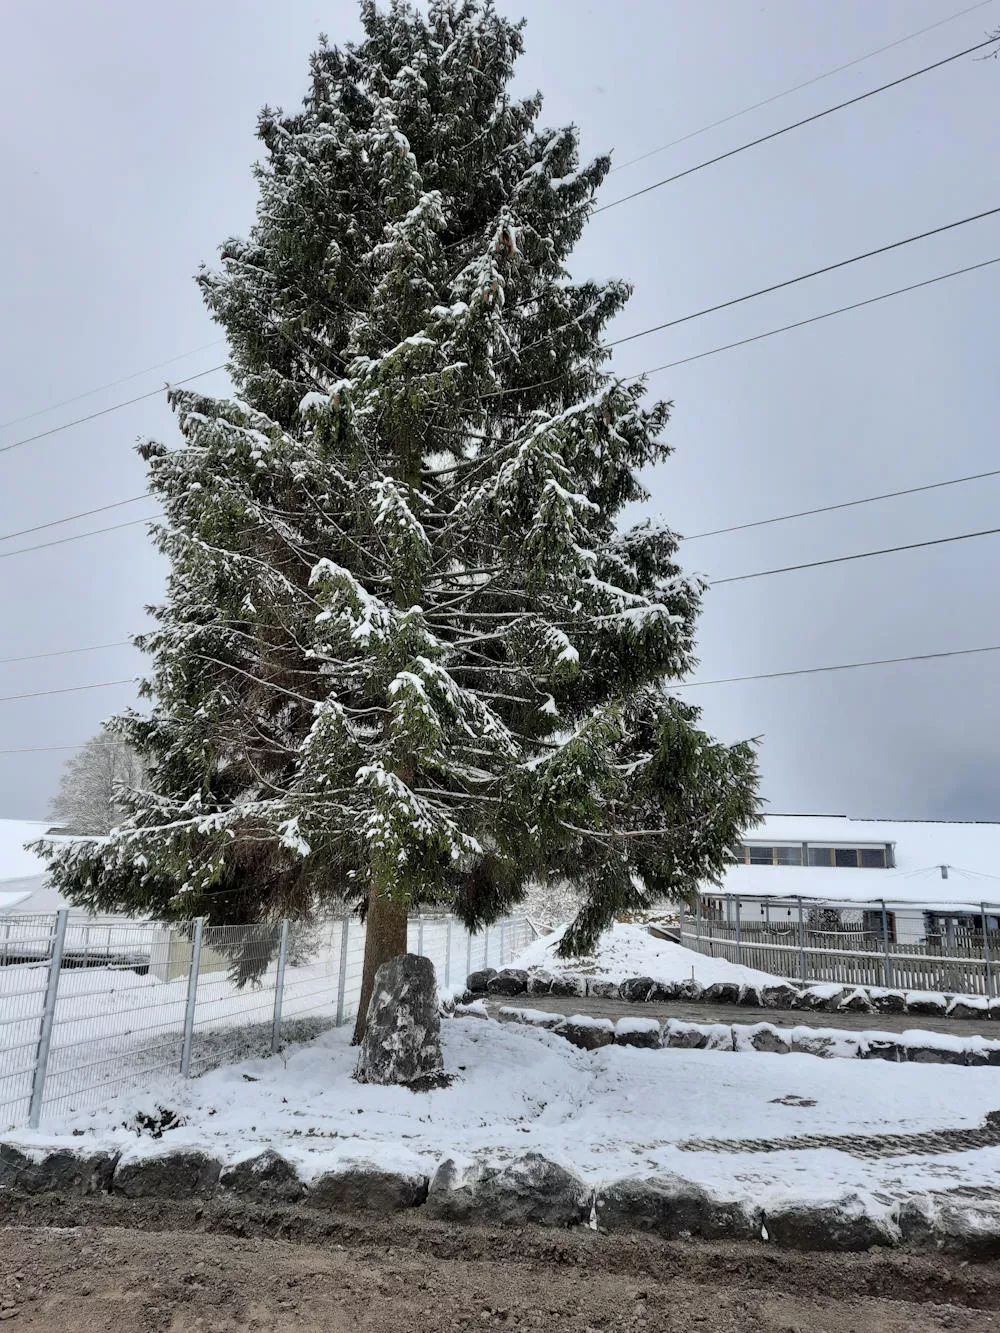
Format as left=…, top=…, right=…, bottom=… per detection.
left=2, top=1138, right=999, bottom=1258
left=467, top=967, right=997, bottom=1021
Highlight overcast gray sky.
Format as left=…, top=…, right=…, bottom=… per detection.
left=1, top=0, right=998, bottom=822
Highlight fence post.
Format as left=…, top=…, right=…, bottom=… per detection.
left=983, top=903, right=994, bottom=1000
left=271, top=919, right=290, bottom=1054
left=180, top=917, right=204, bottom=1078
left=797, top=897, right=806, bottom=983
left=734, top=894, right=742, bottom=967
left=880, top=900, right=893, bottom=989
left=336, top=917, right=350, bottom=1026
left=27, top=910, right=69, bottom=1129
left=445, top=917, right=453, bottom=987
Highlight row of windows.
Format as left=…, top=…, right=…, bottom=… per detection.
left=733, top=844, right=889, bottom=869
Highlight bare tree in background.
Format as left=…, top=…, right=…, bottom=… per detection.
left=49, top=733, right=146, bottom=835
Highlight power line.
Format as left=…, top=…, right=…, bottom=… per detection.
left=712, top=524, right=1000, bottom=586
left=0, top=494, right=152, bottom=544
left=606, top=206, right=1000, bottom=350
left=0, top=641, right=131, bottom=667
left=682, top=462, right=1000, bottom=544
left=0, top=514, right=163, bottom=561
left=0, top=744, right=88, bottom=755
left=594, top=35, right=1000, bottom=214
left=0, top=679, right=135, bottom=705
left=0, top=341, right=225, bottom=433
left=610, top=0, right=998, bottom=174
left=0, top=365, right=228, bottom=458
left=637, top=254, right=1000, bottom=381
left=674, top=643, right=1000, bottom=689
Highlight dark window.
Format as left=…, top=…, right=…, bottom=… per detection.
left=860, top=847, right=887, bottom=868
left=834, top=848, right=859, bottom=868
left=775, top=846, right=802, bottom=865
left=748, top=845, right=774, bottom=865
left=809, top=847, right=834, bottom=866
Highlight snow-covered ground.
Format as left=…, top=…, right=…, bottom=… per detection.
left=511, top=921, right=781, bottom=988
left=16, top=1015, right=1000, bottom=1214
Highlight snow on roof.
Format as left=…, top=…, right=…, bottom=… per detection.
left=0, top=889, right=31, bottom=912
left=0, top=820, right=52, bottom=881
left=716, top=813, right=1000, bottom=912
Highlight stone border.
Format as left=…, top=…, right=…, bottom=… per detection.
left=3, top=1140, right=1000, bottom=1257
left=467, top=966, right=998, bottom=1022
left=486, top=1005, right=1000, bottom=1066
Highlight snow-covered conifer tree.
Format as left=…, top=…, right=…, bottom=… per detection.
left=41, top=0, right=759, bottom=1036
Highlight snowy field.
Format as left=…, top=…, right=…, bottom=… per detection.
left=15, top=1014, right=1000, bottom=1216
left=512, top=921, right=782, bottom=988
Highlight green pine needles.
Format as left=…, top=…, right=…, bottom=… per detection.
left=40, top=0, right=760, bottom=962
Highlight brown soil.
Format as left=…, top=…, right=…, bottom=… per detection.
left=2, top=1196, right=1000, bottom=1331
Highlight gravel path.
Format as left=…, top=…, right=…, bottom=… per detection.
left=487, top=993, right=997, bottom=1038
left=3, top=1202, right=1000, bottom=1332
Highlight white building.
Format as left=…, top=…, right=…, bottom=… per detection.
left=703, top=813, right=1000, bottom=946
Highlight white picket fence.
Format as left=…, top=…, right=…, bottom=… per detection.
left=0, top=910, right=534, bottom=1131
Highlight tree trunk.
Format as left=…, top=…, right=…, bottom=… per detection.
left=352, top=887, right=410, bottom=1044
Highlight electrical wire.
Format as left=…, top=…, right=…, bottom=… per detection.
left=0, top=514, right=163, bottom=561
left=0, top=642, right=131, bottom=667
left=594, top=35, right=1000, bottom=214
left=673, top=643, right=1000, bottom=689
left=0, top=494, right=153, bottom=544
left=0, top=679, right=135, bottom=705
left=711, top=524, right=1000, bottom=586
left=0, top=365, right=228, bottom=457
left=606, top=207, right=1000, bottom=350
left=610, top=0, right=998, bottom=174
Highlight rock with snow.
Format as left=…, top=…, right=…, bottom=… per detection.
left=759, top=982, right=800, bottom=1009
left=614, top=1017, right=662, bottom=1049
left=526, top=969, right=554, bottom=995
left=486, top=968, right=528, bottom=996
left=948, top=996, right=990, bottom=1019
left=836, top=988, right=875, bottom=1014
left=859, top=1036, right=903, bottom=1062
left=115, top=1145, right=222, bottom=1199
left=664, top=1019, right=708, bottom=1050
left=792, top=985, right=848, bottom=1012
left=453, top=1000, right=488, bottom=1020
left=497, top=1006, right=563, bottom=1030
left=466, top=968, right=497, bottom=993
left=764, top=1192, right=899, bottom=1251
left=703, top=1024, right=736, bottom=1050
left=219, top=1149, right=304, bottom=1203
left=426, top=1152, right=590, bottom=1227
left=355, top=953, right=444, bottom=1088
left=619, top=976, right=655, bottom=1002
left=587, top=978, right=620, bottom=999
left=790, top=1027, right=859, bottom=1060
left=549, top=972, right=587, bottom=998
left=672, top=978, right=704, bottom=1003
left=905, top=991, right=948, bottom=1017
left=738, top=984, right=764, bottom=1007
left=734, top=1023, right=790, bottom=1055
left=596, top=1173, right=759, bottom=1241
left=647, top=979, right=678, bottom=1001
left=702, top=980, right=741, bottom=1005
left=0, top=1143, right=117, bottom=1196
left=902, top=1034, right=967, bottom=1065
left=869, top=989, right=906, bottom=1014
left=309, top=1162, right=428, bottom=1212
left=559, top=1015, right=614, bottom=1050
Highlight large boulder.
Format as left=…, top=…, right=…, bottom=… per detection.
left=526, top=969, right=554, bottom=996
left=486, top=968, right=528, bottom=997
left=764, top=1193, right=899, bottom=1251
left=614, top=1018, right=662, bottom=1049
left=905, top=991, right=947, bottom=1017
left=114, top=1146, right=221, bottom=1200
left=792, top=986, right=846, bottom=1011
left=647, top=980, right=679, bottom=1002
left=596, top=1174, right=759, bottom=1241
left=870, top=989, right=906, bottom=1014
left=836, top=988, right=874, bottom=1014
left=759, top=982, right=800, bottom=1010
left=0, top=1142, right=117, bottom=1196
left=672, top=978, right=704, bottom=1003
left=619, top=976, right=655, bottom=1003
left=559, top=1016, right=614, bottom=1050
left=664, top=1019, right=708, bottom=1050
left=355, top=953, right=444, bottom=1087
left=948, top=996, right=990, bottom=1020
left=219, top=1149, right=304, bottom=1203
left=498, top=1006, right=563, bottom=1030
left=587, top=978, right=621, bottom=999
left=734, top=1023, right=790, bottom=1054
left=425, top=1152, right=590, bottom=1227
left=466, top=968, right=497, bottom=993
left=309, top=1162, right=428, bottom=1213
left=702, top=981, right=740, bottom=1005
left=549, top=972, right=587, bottom=998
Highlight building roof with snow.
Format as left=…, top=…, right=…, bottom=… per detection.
left=716, top=813, right=1000, bottom=913
left=0, top=819, right=75, bottom=913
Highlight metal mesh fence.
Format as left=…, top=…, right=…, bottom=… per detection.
left=0, top=910, right=534, bottom=1131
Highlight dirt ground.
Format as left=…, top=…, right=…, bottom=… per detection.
left=2, top=1198, right=1000, bottom=1332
